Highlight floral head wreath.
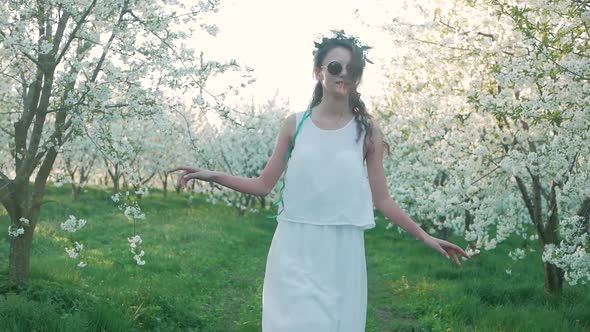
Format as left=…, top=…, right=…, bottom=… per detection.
left=312, top=29, right=374, bottom=64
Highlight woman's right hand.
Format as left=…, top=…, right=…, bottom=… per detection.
left=168, top=167, right=218, bottom=190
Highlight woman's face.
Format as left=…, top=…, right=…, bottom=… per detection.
left=315, top=46, right=359, bottom=97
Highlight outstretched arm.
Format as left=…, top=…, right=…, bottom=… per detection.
left=365, top=121, right=469, bottom=265
left=169, top=114, right=296, bottom=197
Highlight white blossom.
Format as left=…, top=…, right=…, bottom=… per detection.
left=60, top=215, right=87, bottom=233
left=111, top=193, right=120, bottom=203
left=509, top=248, right=526, bottom=261
left=65, top=247, right=78, bottom=259
left=124, top=205, right=146, bottom=220
left=8, top=226, right=25, bottom=237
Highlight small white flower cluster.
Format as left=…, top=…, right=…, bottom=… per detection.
left=60, top=215, right=87, bottom=233
left=205, top=196, right=220, bottom=205
left=135, top=186, right=149, bottom=197
left=483, top=237, right=497, bottom=250
left=202, top=23, right=219, bottom=36
left=110, top=191, right=147, bottom=266
left=541, top=216, right=590, bottom=286
left=465, top=247, right=480, bottom=257
left=128, top=235, right=145, bottom=266
left=112, top=193, right=145, bottom=221
left=8, top=226, right=25, bottom=237
left=65, top=241, right=83, bottom=258
left=543, top=244, right=589, bottom=286
left=8, top=217, right=30, bottom=237
left=65, top=241, right=86, bottom=268
left=508, top=248, right=526, bottom=261
left=52, top=173, right=70, bottom=188
left=60, top=215, right=88, bottom=268
left=124, top=204, right=146, bottom=221
left=194, top=95, right=205, bottom=106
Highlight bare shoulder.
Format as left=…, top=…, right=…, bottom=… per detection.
left=365, top=119, right=383, bottom=145
left=364, top=118, right=383, bottom=151
left=274, top=113, right=297, bottom=147
left=368, top=118, right=383, bottom=140
left=282, top=113, right=296, bottom=141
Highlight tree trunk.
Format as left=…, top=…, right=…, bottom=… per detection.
left=71, top=158, right=94, bottom=200
left=108, top=164, right=120, bottom=194
left=71, top=183, right=82, bottom=201
left=162, top=172, right=168, bottom=198
left=514, top=168, right=565, bottom=295
left=539, top=227, right=565, bottom=296
left=160, top=172, right=168, bottom=197
left=8, top=216, right=35, bottom=288
left=542, top=259, right=564, bottom=295
left=578, top=197, right=590, bottom=233
left=7, top=197, right=43, bottom=288
left=464, top=209, right=478, bottom=252
left=112, top=177, right=119, bottom=193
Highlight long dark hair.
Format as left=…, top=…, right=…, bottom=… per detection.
left=310, top=39, right=391, bottom=157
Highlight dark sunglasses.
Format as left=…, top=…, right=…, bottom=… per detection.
left=323, top=60, right=361, bottom=77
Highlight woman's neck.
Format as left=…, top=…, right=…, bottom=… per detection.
left=313, top=94, right=352, bottom=118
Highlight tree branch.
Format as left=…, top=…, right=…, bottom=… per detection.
left=89, top=1, right=128, bottom=83
left=0, top=180, right=15, bottom=217
left=545, top=179, right=559, bottom=235
left=126, top=8, right=251, bottom=123
left=0, top=170, right=10, bottom=182
left=514, top=175, right=545, bottom=243
left=31, top=147, right=57, bottom=208
left=55, top=0, right=97, bottom=65
left=18, top=50, right=44, bottom=69
left=0, top=125, right=15, bottom=138
left=578, top=196, right=590, bottom=232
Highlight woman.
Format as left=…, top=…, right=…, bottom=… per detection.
left=169, top=31, right=469, bottom=331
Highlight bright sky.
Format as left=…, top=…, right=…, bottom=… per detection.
left=196, top=0, right=411, bottom=114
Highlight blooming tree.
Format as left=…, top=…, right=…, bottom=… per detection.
left=376, top=0, right=589, bottom=294
left=190, top=95, right=290, bottom=216
left=0, top=0, right=253, bottom=286
left=52, top=132, right=98, bottom=200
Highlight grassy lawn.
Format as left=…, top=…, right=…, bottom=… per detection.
left=1, top=185, right=589, bottom=331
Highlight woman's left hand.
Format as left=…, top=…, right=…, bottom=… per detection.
left=423, top=235, right=470, bottom=266
left=168, top=167, right=218, bottom=190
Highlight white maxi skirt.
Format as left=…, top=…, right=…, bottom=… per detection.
left=262, top=220, right=368, bottom=332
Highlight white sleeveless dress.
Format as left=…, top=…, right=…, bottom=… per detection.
left=262, top=109, right=376, bottom=332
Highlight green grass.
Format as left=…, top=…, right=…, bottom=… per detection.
left=1, top=185, right=589, bottom=331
